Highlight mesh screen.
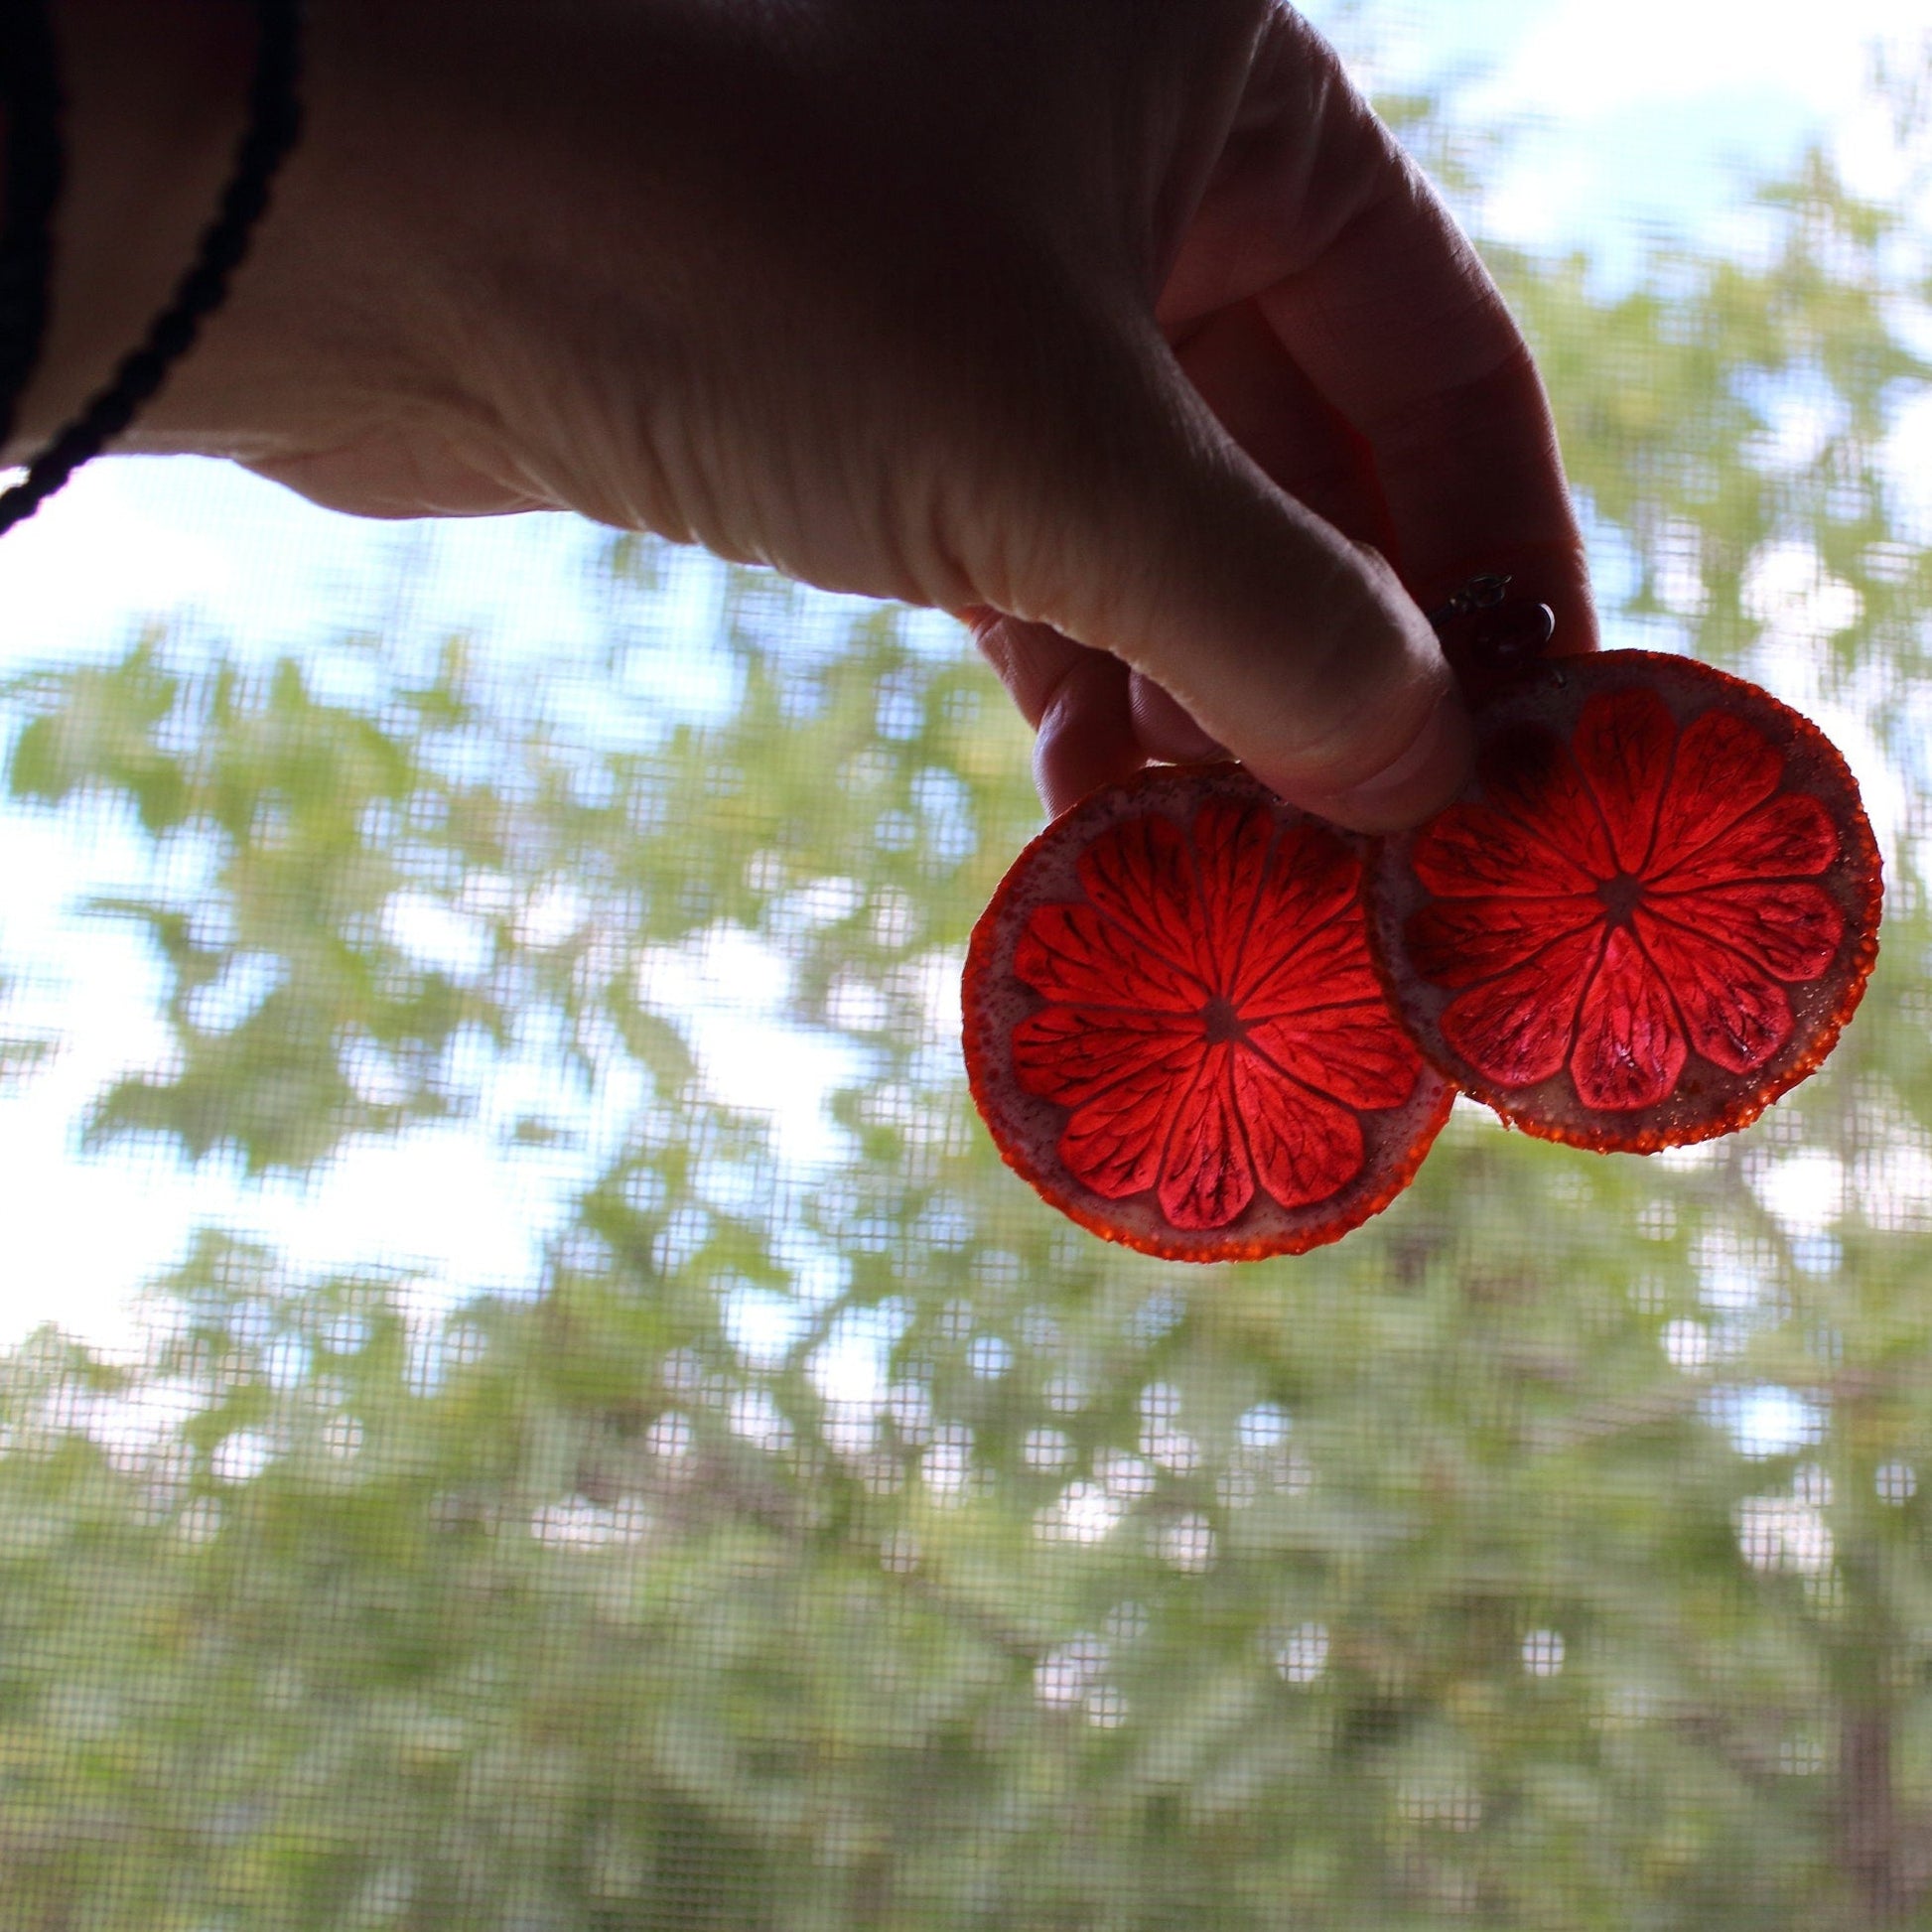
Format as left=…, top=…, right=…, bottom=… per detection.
left=2, top=13, right=1932, bottom=1929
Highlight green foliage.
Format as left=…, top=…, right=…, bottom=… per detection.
left=5, top=80, right=1932, bottom=1932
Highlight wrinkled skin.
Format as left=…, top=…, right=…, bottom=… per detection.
left=23, top=0, right=1591, bottom=827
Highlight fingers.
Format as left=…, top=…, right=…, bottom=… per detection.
left=961, top=314, right=1470, bottom=831
left=971, top=609, right=1230, bottom=819
left=1256, top=236, right=1593, bottom=652
left=958, top=18, right=1589, bottom=829
left=1128, top=670, right=1226, bottom=764
left=1184, top=286, right=1590, bottom=658
left=1032, top=647, right=1140, bottom=818
left=971, top=614, right=1135, bottom=815
left=1166, top=16, right=1592, bottom=653
left=1173, top=298, right=1396, bottom=559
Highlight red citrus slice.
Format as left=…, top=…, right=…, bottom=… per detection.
left=1367, top=650, right=1882, bottom=1151
left=963, top=762, right=1453, bottom=1260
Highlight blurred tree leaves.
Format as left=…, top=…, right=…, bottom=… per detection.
left=3, top=74, right=1932, bottom=1932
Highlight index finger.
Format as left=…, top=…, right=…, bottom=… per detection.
left=1164, top=18, right=1592, bottom=651
left=1257, top=165, right=1593, bottom=650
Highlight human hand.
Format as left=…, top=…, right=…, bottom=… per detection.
left=21, top=0, right=1591, bottom=829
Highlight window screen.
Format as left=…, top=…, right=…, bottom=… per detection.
left=0, top=7, right=1929, bottom=1927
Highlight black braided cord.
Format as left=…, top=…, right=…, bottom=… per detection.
left=0, top=0, right=304, bottom=537
left=0, top=0, right=63, bottom=453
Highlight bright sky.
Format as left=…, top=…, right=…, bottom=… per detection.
left=0, top=1, right=1923, bottom=1401
left=1324, top=0, right=1932, bottom=271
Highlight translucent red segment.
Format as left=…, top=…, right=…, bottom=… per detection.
left=1405, top=894, right=1601, bottom=990
left=1158, top=1044, right=1251, bottom=1229
left=1190, top=800, right=1274, bottom=974
left=1478, top=724, right=1617, bottom=880
left=1052, top=1035, right=1203, bottom=1200
left=1236, top=894, right=1377, bottom=1019
left=1228, top=820, right=1358, bottom=1006
left=1012, top=1007, right=1201, bottom=1112
left=1015, top=901, right=1208, bottom=1015
left=1234, top=1054, right=1365, bottom=1210
left=1632, top=911, right=1791, bottom=1074
left=1368, top=650, right=1882, bottom=1153
left=1240, top=931, right=1382, bottom=1019
left=1570, top=687, right=1675, bottom=873
left=1571, top=926, right=1685, bottom=1110
left=1644, top=880, right=1842, bottom=982
left=964, top=762, right=1451, bottom=1260
left=1076, top=813, right=1208, bottom=987
left=1647, top=709, right=1782, bottom=874
left=1248, top=1009, right=1420, bottom=1112
left=1649, top=790, right=1837, bottom=890
left=1413, top=801, right=1596, bottom=898
left=1440, top=923, right=1605, bottom=1088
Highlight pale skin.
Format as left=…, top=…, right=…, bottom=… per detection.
left=15, top=0, right=1594, bottom=829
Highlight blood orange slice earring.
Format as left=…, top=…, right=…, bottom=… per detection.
left=962, top=762, right=1453, bottom=1259
left=1366, top=583, right=1881, bottom=1152
left=961, top=572, right=1882, bottom=1257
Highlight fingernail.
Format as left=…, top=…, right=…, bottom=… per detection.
left=1308, top=693, right=1474, bottom=832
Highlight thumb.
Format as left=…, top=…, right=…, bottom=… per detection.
left=965, top=328, right=1470, bottom=832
